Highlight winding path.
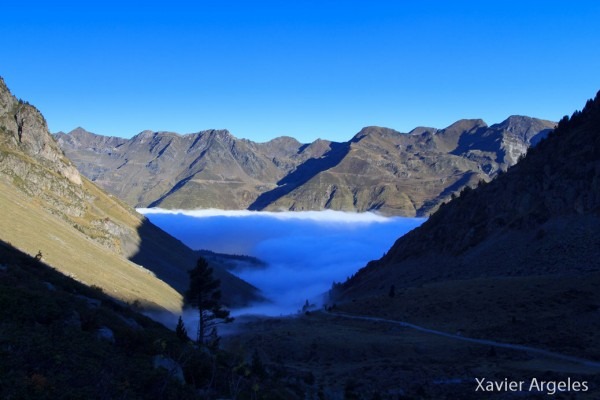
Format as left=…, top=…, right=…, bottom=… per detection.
left=328, top=311, right=600, bottom=369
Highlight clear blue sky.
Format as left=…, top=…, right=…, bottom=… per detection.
left=2, top=1, right=599, bottom=143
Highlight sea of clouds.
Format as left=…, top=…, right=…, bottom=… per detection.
left=139, top=208, right=424, bottom=317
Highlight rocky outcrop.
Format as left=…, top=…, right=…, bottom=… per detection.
left=1, top=78, right=81, bottom=185
left=0, top=78, right=90, bottom=224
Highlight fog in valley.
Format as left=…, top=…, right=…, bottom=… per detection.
left=140, top=209, right=424, bottom=317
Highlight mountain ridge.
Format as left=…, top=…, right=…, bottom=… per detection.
left=55, top=115, right=555, bottom=216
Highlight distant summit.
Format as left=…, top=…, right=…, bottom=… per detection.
left=55, top=115, right=554, bottom=216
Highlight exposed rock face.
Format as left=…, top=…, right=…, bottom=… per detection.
left=56, top=116, right=554, bottom=216
left=1, top=78, right=88, bottom=222
left=0, top=78, right=81, bottom=185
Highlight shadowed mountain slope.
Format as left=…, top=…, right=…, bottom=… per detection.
left=344, top=91, right=600, bottom=289
left=335, top=91, right=600, bottom=362
left=0, top=77, right=259, bottom=310
left=56, top=116, right=554, bottom=216
left=0, top=240, right=298, bottom=399
left=0, top=239, right=198, bottom=399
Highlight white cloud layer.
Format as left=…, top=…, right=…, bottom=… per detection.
left=140, top=209, right=425, bottom=316
left=138, top=208, right=393, bottom=223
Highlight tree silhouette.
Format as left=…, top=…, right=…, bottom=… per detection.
left=184, top=257, right=233, bottom=345
left=175, top=316, right=189, bottom=342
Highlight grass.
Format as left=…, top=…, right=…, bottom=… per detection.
left=335, top=274, right=600, bottom=360
left=0, top=177, right=183, bottom=312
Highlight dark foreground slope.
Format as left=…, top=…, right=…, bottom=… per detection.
left=0, top=240, right=196, bottom=399
left=0, top=240, right=294, bottom=399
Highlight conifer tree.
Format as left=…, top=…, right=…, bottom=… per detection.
left=184, top=257, right=233, bottom=345
left=175, top=316, right=188, bottom=342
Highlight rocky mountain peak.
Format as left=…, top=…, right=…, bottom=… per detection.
left=55, top=128, right=127, bottom=155
left=264, top=135, right=301, bottom=145
left=352, top=126, right=404, bottom=142
left=408, top=126, right=438, bottom=136
left=207, top=128, right=232, bottom=137
left=204, top=129, right=236, bottom=146
left=0, top=78, right=81, bottom=185
left=132, top=130, right=159, bottom=142
left=443, top=118, right=487, bottom=133
left=493, top=115, right=555, bottom=142
left=69, top=126, right=93, bottom=136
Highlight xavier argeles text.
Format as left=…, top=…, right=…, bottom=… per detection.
left=475, top=377, right=589, bottom=395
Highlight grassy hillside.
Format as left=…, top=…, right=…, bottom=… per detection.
left=227, top=92, right=600, bottom=397
left=342, top=91, right=600, bottom=294
left=0, top=76, right=259, bottom=311
left=0, top=177, right=183, bottom=311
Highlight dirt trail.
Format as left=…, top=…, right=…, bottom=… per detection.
left=329, top=311, right=600, bottom=369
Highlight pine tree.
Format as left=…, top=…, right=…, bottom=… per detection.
left=184, top=257, right=233, bottom=345
left=175, top=316, right=188, bottom=342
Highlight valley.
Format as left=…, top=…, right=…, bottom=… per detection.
left=1, top=72, right=599, bottom=399
left=3, top=1, right=600, bottom=398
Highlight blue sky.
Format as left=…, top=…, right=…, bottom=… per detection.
left=2, top=1, right=599, bottom=142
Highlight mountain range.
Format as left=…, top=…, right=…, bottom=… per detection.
left=55, top=116, right=555, bottom=216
